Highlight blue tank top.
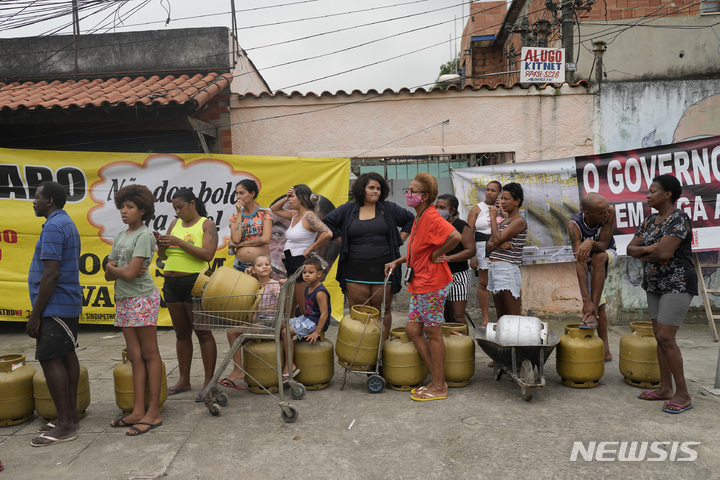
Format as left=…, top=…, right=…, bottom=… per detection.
left=305, top=283, right=331, bottom=330
left=570, top=211, right=616, bottom=252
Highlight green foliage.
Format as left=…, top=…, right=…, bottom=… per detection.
left=435, top=56, right=460, bottom=89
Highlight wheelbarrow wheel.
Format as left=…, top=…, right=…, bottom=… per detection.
left=520, top=359, right=535, bottom=401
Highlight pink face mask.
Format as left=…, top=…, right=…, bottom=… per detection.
left=406, top=192, right=423, bottom=207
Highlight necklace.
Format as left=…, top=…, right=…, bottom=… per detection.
left=414, top=205, right=429, bottom=225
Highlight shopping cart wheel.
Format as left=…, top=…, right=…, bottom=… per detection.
left=290, top=383, right=306, bottom=400
left=208, top=403, right=221, bottom=417
left=366, top=375, right=385, bottom=394
left=216, top=392, right=229, bottom=407
left=281, top=405, right=299, bottom=423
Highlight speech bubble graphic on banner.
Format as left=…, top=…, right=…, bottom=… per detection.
left=88, top=154, right=259, bottom=246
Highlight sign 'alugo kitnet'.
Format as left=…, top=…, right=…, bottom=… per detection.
left=520, top=47, right=565, bottom=84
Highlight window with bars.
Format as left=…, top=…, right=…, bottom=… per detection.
left=352, top=153, right=515, bottom=180
left=701, top=0, right=719, bottom=13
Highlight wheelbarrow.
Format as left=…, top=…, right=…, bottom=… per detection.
left=474, top=327, right=560, bottom=401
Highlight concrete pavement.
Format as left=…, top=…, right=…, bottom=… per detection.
left=1, top=314, right=719, bottom=479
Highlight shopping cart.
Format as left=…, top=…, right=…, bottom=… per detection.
left=193, top=266, right=306, bottom=423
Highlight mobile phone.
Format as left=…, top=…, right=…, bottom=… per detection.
left=153, top=231, right=161, bottom=239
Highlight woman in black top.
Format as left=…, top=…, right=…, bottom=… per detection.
left=627, top=174, right=696, bottom=414
left=323, top=173, right=414, bottom=340
left=436, top=194, right=476, bottom=325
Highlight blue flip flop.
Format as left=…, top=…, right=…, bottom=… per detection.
left=662, top=401, right=694, bottom=414
left=167, top=387, right=190, bottom=396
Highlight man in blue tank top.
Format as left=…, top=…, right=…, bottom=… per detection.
left=568, top=192, right=616, bottom=362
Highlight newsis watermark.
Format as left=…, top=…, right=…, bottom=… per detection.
left=570, top=441, right=700, bottom=462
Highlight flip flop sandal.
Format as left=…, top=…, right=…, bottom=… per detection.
left=125, top=421, right=162, bottom=436
left=110, top=416, right=135, bottom=428
left=410, top=391, right=448, bottom=402
left=219, top=378, right=244, bottom=391
left=30, top=433, right=77, bottom=447
left=662, top=401, right=694, bottom=414
left=39, top=422, right=80, bottom=433
left=637, top=391, right=666, bottom=401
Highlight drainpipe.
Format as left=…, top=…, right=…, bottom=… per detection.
left=592, top=41, right=607, bottom=89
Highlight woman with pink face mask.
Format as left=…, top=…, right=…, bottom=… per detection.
left=385, top=173, right=461, bottom=402
left=322, top=173, right=414, bottom=340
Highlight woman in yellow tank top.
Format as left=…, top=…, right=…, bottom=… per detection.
left=157, top=188, right=218, bottom=400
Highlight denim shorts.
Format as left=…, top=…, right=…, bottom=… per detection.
left=289, top=315, right=318, bottom=339
left=474, top=241, right=490, bottom=270
left=233, top=258, right=251, bottom=272
left=488, top=261, right=521, bottom=298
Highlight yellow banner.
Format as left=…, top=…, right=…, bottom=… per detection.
left=1, top=149, right=350, bottom=326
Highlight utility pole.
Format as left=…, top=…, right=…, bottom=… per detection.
left=72, top=0, right=79, bottom=73
left=561, top=1, right=575, bottom=83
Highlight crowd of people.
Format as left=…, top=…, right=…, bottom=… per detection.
left=25, top=171, right=697, bottom=444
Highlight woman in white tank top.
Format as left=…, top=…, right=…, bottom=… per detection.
left=270, top=184, right=333, bottom=314
left=466, top=180, right=502, bottom=326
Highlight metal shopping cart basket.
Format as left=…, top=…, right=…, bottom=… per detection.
left=192, top=267, right=306, bottom=423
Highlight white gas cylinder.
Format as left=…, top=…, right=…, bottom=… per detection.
left=495, top=315, right=548, bottom=345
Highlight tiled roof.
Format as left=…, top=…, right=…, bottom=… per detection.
left=0, top=72, right=232, bottom=112
left=237, top=80, right=590, bottom=99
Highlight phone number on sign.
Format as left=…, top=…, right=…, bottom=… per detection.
left=523, top=71, right=561, bottom=80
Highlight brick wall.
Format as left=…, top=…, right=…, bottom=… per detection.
left=194, top=91, right=232, bottom=154
left=469, top=45, right=508, bottom=87
left=461, top=1, right=508, bottom=88
left=578, top=0, right=699, bottom=21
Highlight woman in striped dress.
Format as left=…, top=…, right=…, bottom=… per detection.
left=486, top=182, right=527, bottom=319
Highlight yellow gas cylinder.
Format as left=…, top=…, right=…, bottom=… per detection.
left=192, top=266, right=261, bottom=323
left=442, top=323, right=476, bottom=387
left=0, top=354, right=37, bottom=426
left=335, top=305, right=381, bottom=371
left=243, top=339, right=284, bottom=394
left=33, top=363, right=91, bottom=420
left=382, top=327, right=428, bottom=391
left=113, top=348, right=168, bottom=414
left=294, top=333, right=334, bottom=390
left=556, top=324, right=604, bottom=388
left=619, top=321, right=660, bottom=388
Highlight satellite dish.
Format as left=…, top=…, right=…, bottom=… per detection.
left=438, top=74, right=461, bottom=84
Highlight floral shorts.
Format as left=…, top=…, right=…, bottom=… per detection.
left=115, top=290, right=161, bottom=328
left=408, top=282, right=452, bottom=327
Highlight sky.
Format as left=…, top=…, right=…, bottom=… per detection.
left=0, top=0, right=474, bottom=94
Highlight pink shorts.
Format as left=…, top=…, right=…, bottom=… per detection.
left=407, top=283, right=451, bottom=327
left=115, top=290, right=161, bottom=328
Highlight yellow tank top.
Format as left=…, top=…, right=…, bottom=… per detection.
left=164, top=217, right=209, bottom=273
